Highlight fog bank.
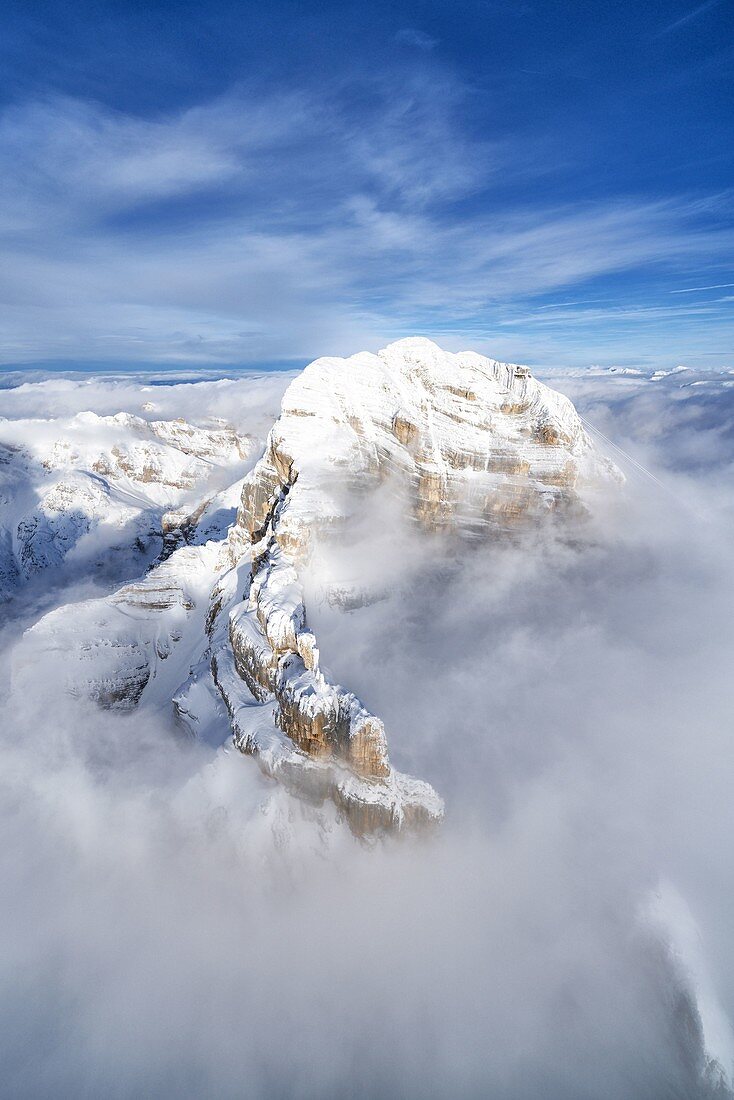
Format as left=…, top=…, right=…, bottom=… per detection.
left=2, top=370, right=733, bottom=1098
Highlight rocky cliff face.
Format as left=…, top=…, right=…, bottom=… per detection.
left=209, top=338, right=618, bottom=833
left=230, top=336, right=604, bottom=560
left=13, top=339, right=618, bottom=835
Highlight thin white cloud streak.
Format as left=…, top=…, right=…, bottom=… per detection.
left=671, top=282, right=734, bottom=293
left=500, top=303, right=728, bottom=325
left=655, top=0, right=723, bottom=36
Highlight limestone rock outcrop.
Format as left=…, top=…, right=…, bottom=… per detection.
left=211, top=338, right=618, bottom=832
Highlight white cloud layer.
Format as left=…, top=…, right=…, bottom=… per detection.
left=1, top=369, right=734, bottom=1096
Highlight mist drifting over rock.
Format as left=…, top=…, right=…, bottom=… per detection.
left=1, top=344, right=734, bottom=1099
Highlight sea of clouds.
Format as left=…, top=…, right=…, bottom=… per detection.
left=1, top=366, right=734, bottom=1099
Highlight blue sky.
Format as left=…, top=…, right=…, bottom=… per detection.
left=1, top=0, right=732, bottom=370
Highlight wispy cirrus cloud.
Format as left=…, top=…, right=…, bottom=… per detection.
left=394, top=28, right=439, bottom=50
left=654, top=0, right=723, bottom=37
left=671, top=281, right=734, bottom=293
left=0, top=78, right=732, bottom=369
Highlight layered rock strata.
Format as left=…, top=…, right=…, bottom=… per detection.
left=212, top=338, right=617, bottom=833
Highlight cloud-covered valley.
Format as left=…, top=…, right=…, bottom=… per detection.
left=1, top=362, right=734, bottom=1098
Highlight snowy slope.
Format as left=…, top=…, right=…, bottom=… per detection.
left=0, top=407, right=258, bottom=600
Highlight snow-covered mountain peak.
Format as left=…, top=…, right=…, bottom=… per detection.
left=208, top=339, right=620, bottom=832
left=6, top=343, right=620, bottom=835
left=241, top=337, right=613, bottom=564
